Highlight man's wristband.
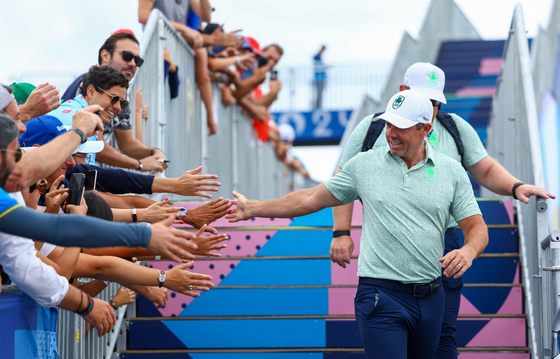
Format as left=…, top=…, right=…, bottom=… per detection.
left=512, top=182, right=524, bottom=200
left=132, top=208, right=138, bottom=223
left=68, top=128, right=86, bottom=144
left=110, top=299, right=118, bottom=310
left=76, top=294, right=94, bottom=316
left=137, top=159, right=143, bottom=171
left=333, top=230, right=351, bottom=238
left=150, top=148, right=160, bottom=156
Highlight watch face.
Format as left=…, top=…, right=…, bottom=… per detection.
left=158, top=274, right=166, bottom=282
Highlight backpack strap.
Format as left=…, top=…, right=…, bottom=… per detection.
left=361, top=112, right=386, bottom=152
left=435, top=111, right=465, bottom=167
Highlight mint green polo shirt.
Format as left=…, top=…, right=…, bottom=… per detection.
left=325, top=141, right=481, bottom=283
left=339, top=112, right=488, bottom=227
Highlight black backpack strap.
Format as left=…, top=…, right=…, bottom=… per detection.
left=361, top=112, right=386, bottom=152
left=436, top=111, right=466, bottom=167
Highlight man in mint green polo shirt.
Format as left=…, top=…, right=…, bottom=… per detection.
left=225, top=90, right=489, bottom=359
left=331, top=62, right=555, bottom=359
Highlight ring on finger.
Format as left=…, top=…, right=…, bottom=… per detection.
left=457, top=263, right=463, bottom=269
left=188, top=284, right=193, bottom=291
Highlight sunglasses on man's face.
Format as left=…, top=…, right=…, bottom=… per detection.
left=96, top=87, right=129, bottom=108
left=112, top=50, right=144, bottom=67
left=0, top=147, right=22, bottom=162
left=430, top=100, right=442, bottom=110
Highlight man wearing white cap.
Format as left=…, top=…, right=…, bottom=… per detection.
left=225, top=90, right=488, bottom=358
left=331, top=62, right=555, bottom=358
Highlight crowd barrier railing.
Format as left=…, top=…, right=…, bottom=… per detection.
left=115, top=9, right=315, bottom=201
left=484, top=4, right=550, bottom=358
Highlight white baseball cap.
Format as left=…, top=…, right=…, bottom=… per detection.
left=374, top=90, right=433, bottom=129
left=279, top=123, right=296, bottom=143
left=403, top=62, right=447, bottom=104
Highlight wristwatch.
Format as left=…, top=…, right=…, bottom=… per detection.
left=158, top=270, right=166, bottom=288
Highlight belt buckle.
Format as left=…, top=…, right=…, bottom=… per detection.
left=429, top=282, right=441, bottom=295
left=412, top=284, right=426, bottom=298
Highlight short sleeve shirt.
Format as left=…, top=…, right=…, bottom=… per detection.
left=152, top=0, right=191, bottom=23
left=0, top=188, right=20, bottom=218
left=339, top=112, right=488, bottom=227
left=42, top=95, right=100, bottom=165
left=324, top=141, right=481, bottom=283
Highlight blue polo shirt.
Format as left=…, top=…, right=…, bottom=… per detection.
left=46, top=95, right=98, bottom=165
left=0, top=188, right=20, bottom=219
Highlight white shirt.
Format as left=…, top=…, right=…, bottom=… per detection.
left=0, top=192, right=68, bottom=307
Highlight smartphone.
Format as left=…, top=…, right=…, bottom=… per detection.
left=270, top=70, right=278, bottom=80
left=258, top=55, right=268, bottom=68
left=85, top=170, right=97, bottom=191
left=66, top=173, right=86, bottom=208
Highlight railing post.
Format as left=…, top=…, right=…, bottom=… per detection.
left=231, top=109, right=239, bottom=192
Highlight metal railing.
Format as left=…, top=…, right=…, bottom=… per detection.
left=484, top=4, right=550, bottom=358
left=57, top=281, right=131, bottom=359
left=119, top=9, right=315, bottom=201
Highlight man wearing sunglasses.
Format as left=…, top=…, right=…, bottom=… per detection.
left=330, top=62, right=555, bottom=359
left=62, top=31, right=168, bottom=172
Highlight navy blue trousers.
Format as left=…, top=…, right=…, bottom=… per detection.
left=355, top=278, right=445, bottom=359
left=436, top=228, right=463, bottom=359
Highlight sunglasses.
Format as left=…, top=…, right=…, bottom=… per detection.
left=430, top=100, right=442, bottom=110
left=111, top=50, right=144, bottom=67
left=96, top=87, right=129, bottom=108
left=30, top=178, right=48, bottom=194
left=0, top=147, right=22, bottom=162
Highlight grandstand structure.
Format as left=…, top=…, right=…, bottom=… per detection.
left=2, top=0, right=560, bottom=358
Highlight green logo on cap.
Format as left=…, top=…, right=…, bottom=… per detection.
left=392, top=95, right=405, bottom=109
left=429, top=72, right=438, bottom=86
left=428, top=131, right=439, bottom=147
left=425, top=166, right=437, bottom=182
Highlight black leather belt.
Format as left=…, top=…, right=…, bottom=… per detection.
left=359, top=277, right=441, bottom=298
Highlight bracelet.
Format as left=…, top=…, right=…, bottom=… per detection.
left=512, top=182, right=525, bottom=200
left=135, top=109, right=142, bottom=113
left=150, top=148, right=160, bottom=156
left=76, top=294, right=94, bottom=316
left=74, top=291, right=85, bottom=313
left=68, top=128, right=86, bottom=144
left=132, top=208, right=138, bottom=223
left=333, top=230, right=351, bottom=238
left=110, top=299, right=118, bottom=310
left=137, top=159, right=143, bottom=171
left=235, top=56, right=241, bottom=66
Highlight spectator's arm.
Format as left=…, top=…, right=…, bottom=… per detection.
left=97, top=192, right=155, bottom=209
left=237, top=96, right=268, bottom=122
left=231, top=64, right=272, bottom=100
left=190, top=0, right=212, bottom=23
left=78, top=279, right=108, bottom=298
left=254, top=80, right=282, bottom=108
left=19, top=83, right=61, bottom=123
left=72, top=254, right=214, bottom=297
left=138, top=0, right=154, bottom=24
left=67, top=164, right=154, bottom=195
left=5, top=106, right=104, bottom=192
left=134, top=88, right=145, bottom=142
left=208, top=53, right=255, bottom=72
left=37, top=246, right=81, bottom=281
left=151, top=166, right=220, bottom=198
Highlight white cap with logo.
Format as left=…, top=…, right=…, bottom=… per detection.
left=403, top=62, right=447, bottom=104
left=374, top=90, right=433, bottom=129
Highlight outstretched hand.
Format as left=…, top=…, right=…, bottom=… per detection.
left=166, top=261, right=214, bottom=297
left=225, top=191, right=251, bottom=223
left=147, top=215, right=198, bottom=262
left=515, top=184, right=556, bottom=204
left=176, top=166, right=220, bottom=198
left=185, top=197, right=231, bottom=228
left=190, top=224, right=228, bottom=257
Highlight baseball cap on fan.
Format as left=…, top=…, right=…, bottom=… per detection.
left=403, top=62, right=447, bottom=104
left=373, top=90, right=433, bottom=129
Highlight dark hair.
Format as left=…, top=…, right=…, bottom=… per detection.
left=84, top=191, right=113, bottom=221
left=263, top=43, right=284, bottom=57
left=1, top=85, right=13, bottom=95
left=79, top=66, right=129, bottom=96
left=98, top=33, right=139, bottom=65
left=0, top=112, right=19, bottom=148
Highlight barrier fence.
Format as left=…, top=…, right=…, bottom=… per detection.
left=121, top=9, right=316, bottom=201
left=484, top=4, right=552, bottom=358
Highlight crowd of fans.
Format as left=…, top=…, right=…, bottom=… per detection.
left=0, top=0, right=308, bottom=353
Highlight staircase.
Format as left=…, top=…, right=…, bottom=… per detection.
left=119, top=197, right=527, bottom=358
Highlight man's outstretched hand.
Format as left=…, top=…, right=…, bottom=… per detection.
left=147, top=215, right=197, bottom=262
left=225, top=191, right=251, bottom=223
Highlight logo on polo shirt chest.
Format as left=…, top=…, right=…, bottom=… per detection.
left=429, top=72, right=438, bottom=86
left=425, top=166, right=437, bottom=182
left=392, top=95, right=405, bottom=109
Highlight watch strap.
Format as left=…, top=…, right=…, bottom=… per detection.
left=333, top=230, right=351, bottom=238
left=512, top=182, right=524, bottom=200
left=137, top=159, right=143, bottom=171
left=158, top=270, right=166, bottom=288
left=132, top=208, right=138, bottom=223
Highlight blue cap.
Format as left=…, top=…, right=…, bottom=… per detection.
left=19, top=115, right=104, bottom=154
